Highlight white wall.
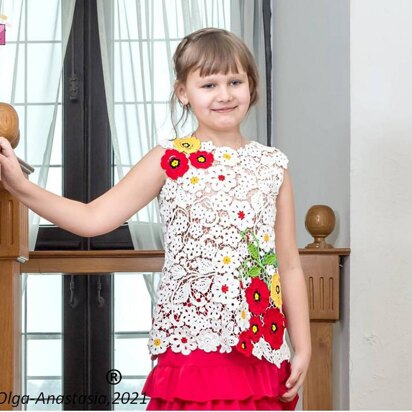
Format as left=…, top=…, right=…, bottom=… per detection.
left=272, top=1, right=350, bottom=409
left=350, top=1, right=412, bottom=409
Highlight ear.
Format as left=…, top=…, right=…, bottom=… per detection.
left=175, top=81, right=189, bottom=106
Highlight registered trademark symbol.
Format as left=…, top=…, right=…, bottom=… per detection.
left=106, top=369, right=122, bottom=385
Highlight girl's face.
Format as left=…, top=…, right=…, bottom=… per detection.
left=176, top=67, right=251, bottom=136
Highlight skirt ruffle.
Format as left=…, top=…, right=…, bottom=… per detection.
left=142, top=349, right=299, bottom=410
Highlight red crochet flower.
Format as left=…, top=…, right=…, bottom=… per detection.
left=236, top=330, right=254, bottom=357
left=160, top=149, right=189, bottom=179
left=245, top=278, right=270, bottom=315
left=249, top=315, right=264, bottom=343
left=189, top=151, right=214, bottom=169
left=263, top=307, right=286, bottom=350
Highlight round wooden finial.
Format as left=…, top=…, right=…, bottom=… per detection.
left=0, top=102, right=20, bottom=148
left=305, top=204, right=336, bottom=249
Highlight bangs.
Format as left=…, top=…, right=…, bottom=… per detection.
left=182, top=36, right=249, bottom=77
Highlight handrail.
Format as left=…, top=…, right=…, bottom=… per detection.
left=21, top=250, right=165, bottom=273
left=21, top=248, right=350, bottom=274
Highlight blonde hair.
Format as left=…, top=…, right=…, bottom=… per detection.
left=171, top=28, right=260, bottom=133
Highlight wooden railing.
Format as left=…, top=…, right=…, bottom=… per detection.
left=0, top=157, right=350, bottom=410
left=0, top=160, right=32, bottom=412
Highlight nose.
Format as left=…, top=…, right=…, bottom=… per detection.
left=216, top=85, right=233, bottom=102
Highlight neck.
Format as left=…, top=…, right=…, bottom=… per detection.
left=193, top=128, right=246, bottom=149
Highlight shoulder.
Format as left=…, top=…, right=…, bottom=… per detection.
left=252, top=141, right=289, bottom=169
left=130, top=143, right=169, bottom=181
left=148, top=138, right=177, bottom=163
left=140, top=143, right=168, bottom=165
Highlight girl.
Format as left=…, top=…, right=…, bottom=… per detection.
left=0, top=28, right=311, bottom=410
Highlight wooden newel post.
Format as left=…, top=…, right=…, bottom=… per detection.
left=0, top=103, right=33, bottom=410
left=301, top=205, right=350, bottom=410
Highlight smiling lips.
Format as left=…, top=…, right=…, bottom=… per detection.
left=212, top=106, right=237, bottom=113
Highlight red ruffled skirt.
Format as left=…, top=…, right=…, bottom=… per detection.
left=142, top=348, right=299, bottom=410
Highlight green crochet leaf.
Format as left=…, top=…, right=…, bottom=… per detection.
left=248, top=243, right=259, bottom=261
left=263, top=253, right=277, bottom=266
left=248, top=266, right=261, bottom=278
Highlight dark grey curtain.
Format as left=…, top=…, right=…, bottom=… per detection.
left=263, top=0, right=272, bottom=146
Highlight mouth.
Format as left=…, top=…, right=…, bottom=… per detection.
left=212, top=106, right=237, bottom=113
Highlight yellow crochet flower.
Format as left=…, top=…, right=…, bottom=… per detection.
left=270, top=272, right=283, bottom=309
left=173, top=136, right=201, bottom=154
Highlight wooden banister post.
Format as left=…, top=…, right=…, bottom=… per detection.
left=0, top=159, right=33, bottom=411
left=300, top=248, right=350, bottom=410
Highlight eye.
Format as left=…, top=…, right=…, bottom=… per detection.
left=230, top=79, right=243, bottom=86
left=202, top=83, right=215, bottom=89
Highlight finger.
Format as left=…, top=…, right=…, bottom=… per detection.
left=279, top=394, right=297, bottom=403
left=0, top=148, right=9, bottom=164
left=285, top=366, right=302, bottom=390
left=280, top=386, right=298, bottom=401
left=0, top=138, right=16, bottom=176
left=279, top=376, right=303, bottom=401
left=279, top=388, right=298, bottom=403
left=0, top=137, right=15, bottom=158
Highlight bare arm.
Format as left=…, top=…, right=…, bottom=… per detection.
left=275, top=169, right=311, bottom=402
left=0, top=136, right=166, bottom=237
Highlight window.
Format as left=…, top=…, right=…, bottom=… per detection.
left=113, top=273, right=152, bottom=410
left=23, top=274, right=63, bottom=411
left=13, top=0, right=268, bottom=410
left=2, top=1, right=68, bottom=410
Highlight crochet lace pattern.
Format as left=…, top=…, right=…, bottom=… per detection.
left=149, top=137, right=291, bottom=367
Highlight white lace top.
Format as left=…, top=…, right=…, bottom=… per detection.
left=148, top=136, right=291, bottom=367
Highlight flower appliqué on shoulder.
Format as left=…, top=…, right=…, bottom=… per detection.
left=161, top=150, right=189, bottom=180
left=161, top=136, right=214, bottom=179
left=173, top=136, right=201, bottom=154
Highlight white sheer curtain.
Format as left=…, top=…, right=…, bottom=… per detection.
left=96, top=0, right=267, bottom=300
left=231, top=0, right=268, bottom=143
left=0, top=0, right=76, bottom=248
left=0, top=0, right=76, bottom=292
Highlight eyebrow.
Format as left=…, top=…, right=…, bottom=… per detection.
left=198, top=72, right=248, bottom=81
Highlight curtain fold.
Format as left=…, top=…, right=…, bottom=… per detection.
left=0, top=0, right=77, bottom=294
left=231, top=0, right=268, bottom=144
left=96, top=0, right=267, bottom=302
